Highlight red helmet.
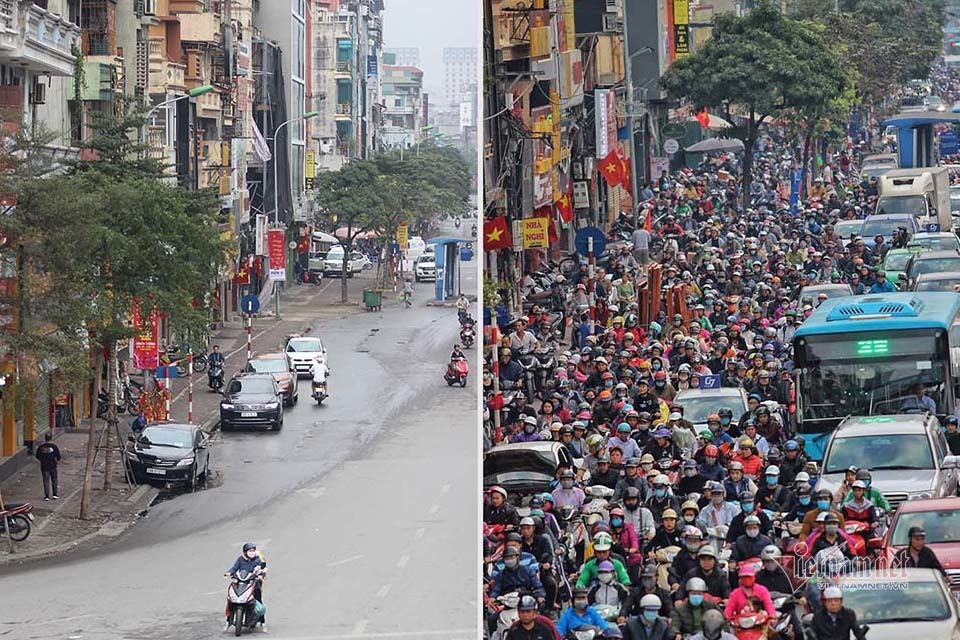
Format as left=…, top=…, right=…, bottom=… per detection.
left=704, top=445, right=719, bottom=457
left=654, top=371, right=667, bottom=380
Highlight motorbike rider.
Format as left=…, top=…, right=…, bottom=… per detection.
left=668, top=526, right=703, bottom=593
left=697, top=444, right=726, bottom=483
left=675, top=545, right=731, bottom=602
left=590, top=454, right=621, bottom=490
left=490, top=546, right=546, bottom=606
left=894, top=526, right=945, bottom=572
left=646, top=478, right=681, bottom=523
left=484, top=486, right=520, bottom=526
left=208, top=345, right=225, bottom=388
left=724, top=563, right=776, bottom=620
left=502, top=594, right=560, bottom=640
left=730, top=515, right=775, bottom=569
left=578, top=532, right=633, bottom=588
left=697, top=483, right=739, bottom=532
left=807, top=513, right=857, bottom=562
left=620, top=564, right=672, bottom=623
left=224, top=542, right=267, bottom=632
left=589, top=560, right=631, bottom=609
left=841, top=468, right=891, bottom=512
left=778, top=439, right=807, bottom=485
left=613, top=457, right=647, bottom=502
left=623, top=486, right=657, bottom=543
left=722, top=462, right=755, bottom=500
left=799, top=490, right=845, bottom=539
left=755, top=465, right=794, bottom=513
left=450, top=343, right=466, bottom=361
left=551, top=469, right=585, bottom=509
left=756, top=545, right=793, bottom=595
left=840, top=480, right=881, bottom=540
left=669, top=577, right=725, bottom=638
left=726, top=491, right=771, bottom=545
left=648, top=507, right=682, bottom=557
left=686, top=609, right=737, bottom=640
left=622, top=594, right=672, bottom=640
left=810, top=587, right=869, bottom=640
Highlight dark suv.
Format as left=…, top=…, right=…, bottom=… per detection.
left=219, top=373, right=284, bottom=431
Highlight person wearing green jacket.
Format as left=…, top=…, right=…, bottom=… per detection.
left=842, top=469, right=891, bottom=512
left=577, top=532, right=632, bottom=588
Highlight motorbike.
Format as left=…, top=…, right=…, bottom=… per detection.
left=533, top=346, right=556, bottom=398
left=564, top=627, right=604, bottom=640
left=460, top=322, right=476, bottom=349
left=226, top=567, right=264, bottom=636
left=191, top=349, right=209, bottom=373
left=729, top=609, right=770, bottom=640
left=312, top=378, right=328, bottom=405
left=445, top=357, right=469, bottom=387
left=0, top=501, right=33, bottom=541
left=208, top=363, right=224, bottom=392
left=771, top=592, right=805, bottom=640
left=516, top=348, right=538, bottom=401
left=488, top=592, right=520, bottom=640
left=652, top=545, right=682, bottom=591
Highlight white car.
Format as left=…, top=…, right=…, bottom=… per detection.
left=415, top=253, right=436, bottom=282
left=323, top=246, right=368, bottom=277
left=283, top=336, right=326, bottom=378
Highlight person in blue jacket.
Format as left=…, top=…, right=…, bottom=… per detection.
left=868, top=270, right=897, bottom=293
left=224, top=542, right=267, bottom=632
left=556, top=587, right=613, bottom=635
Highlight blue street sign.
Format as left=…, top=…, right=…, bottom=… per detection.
left=790, top=169, right=802, bottom=215
left=700, top=374, right=722, bottom=390
left=575, top=227, right=607, bottom=257
left=389, top=242, right=400, bottom=255
left=155, top=365, right=179, bottom=379
left=240, top=295, right=260, bottom=314
left=941, top=131, right=959, bottom=156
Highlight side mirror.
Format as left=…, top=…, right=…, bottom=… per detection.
left=867, top=538, right=883, bottom=550
left=898, top=273, right=907, bottom=281
left=127, top=434, right=135, bottom=442
left=943, top=455, right=959, bottom=469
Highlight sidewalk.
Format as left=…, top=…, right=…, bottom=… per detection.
left=0, top=287, right=363, bottom=567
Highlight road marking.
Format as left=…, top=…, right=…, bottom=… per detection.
left=328, top=554, right=364, bottom=567
left=427, top=504, right=439, bottom=516
left=396, top=554, right=409, bottom=568
left=295, top=487, right=327, bottom=498
left=352, top=620, right=369, bottom=635
left=375, top=584, right=392, bottom=598
left=441, top=484, right=450, bottom=493
left=413, top=527, right=425, bottom=540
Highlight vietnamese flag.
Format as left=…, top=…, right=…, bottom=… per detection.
left=534, top=206, right=560, bottom=244
left=696, top=107, right=711, bottom=128
left=598, top=149, right=623, bottom=187
left=234, top=261, right=250, bottom=284
left=616, top=150, right=631, bottom=191
left=555, top=191, right=573, bottom=223
left=484, top=215, right=512, bottom=251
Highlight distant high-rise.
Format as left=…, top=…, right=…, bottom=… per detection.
left=385, top=47, right=421, bottom=68
left=441, top=47, right=477, bottom=107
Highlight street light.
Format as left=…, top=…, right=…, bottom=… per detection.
left=141, top=84, right=215, bottom=155
left=270, top=110, right=319, bottom=320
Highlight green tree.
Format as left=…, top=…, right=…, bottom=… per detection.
left=661, top=0, right=848, bottom=210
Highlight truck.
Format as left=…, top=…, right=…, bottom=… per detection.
left=875, top=166, right=951, bottom=232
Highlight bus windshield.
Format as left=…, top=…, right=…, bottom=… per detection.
left=796, top=329, right=947, bottom=425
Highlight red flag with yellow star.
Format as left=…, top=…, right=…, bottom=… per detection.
left=696, top=107, right=711, bottom=129
left=234, top=260, right=250, bottom=284
left=555, top=190, right=573, bottom=223
left=598, top=149, right=623, bottom=187
left=617, top=150, right=631, bottom=192
left=483, top=215, right=512, bottom=251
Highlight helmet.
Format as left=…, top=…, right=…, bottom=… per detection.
left=572, top=586, right=590, bottom=598
left=593, top=532, right=614, bottom=551
left=855, top=468, right=872, bottom=482
left=698, top=545, right=718, bottom=558
left=704, top=445, right=719, bottom=457
left=624, top=487, right=642, bottom=500
left=559, top=469, right=576, bottom=480
left=489, top=486, right=508, bottom=499
left=761, top=545, right=781, bottom=560
left=503, top=546, right=520, bottom=558
left=686, top=577, right=708, bottom=592
left=586, top=434, right=604, bottom=448
left=242, top=543, right=257, bottom=553
left=640, top=594, right=662, bottom=610
left=681, top=500, right=700, bottom=514
left=765, top=465, right=780, bottom=476
left=823, top=587, right=843, bottom=600
left=518, top=594, right=538, bottom=611
left=743, top=515, right=761, bottom=526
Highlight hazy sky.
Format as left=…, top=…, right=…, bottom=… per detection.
left=382, top=0, right=479, bottom=95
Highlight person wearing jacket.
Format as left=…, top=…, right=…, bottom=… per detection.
left=622, top=594, right=672, bottom=640
left=589, top=560, right=631, bottom=609
left=503, top=595, right=562, bottom=640
left=578, top=533, right=633, bottom=588
left=697, top=483, right=740, bottom=533
left=893, top=526, right=945, bottom=572
left=676, top=546, right=731, bottom=602
left=557, top=587, right=613, bottom=636
left=730, top=515, right=775, bottom=565
left=224, top=543, right=267, bottom=632
left=491, top=547, right=546, bottom=600
left=669, top=577, right=725, bottom=637
left=724, top=564, right=776, bottom=620
left=620, top=564, right=673, bottom=622
left=686, top=609, right=738, bottom=640
left=810, top=587, right=868, bottom=640
left=610, top=507, right=644, bottom=575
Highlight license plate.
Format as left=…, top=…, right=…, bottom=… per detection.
left=241, top=411, right=257, bottom=417
left=146, top=468, right=166, bottom=475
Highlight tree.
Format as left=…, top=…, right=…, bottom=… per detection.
left=661, top=0, right=848, bottom=211
left=0, top=111, right=227, bottom=517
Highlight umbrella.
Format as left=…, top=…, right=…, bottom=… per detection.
left=684, top=138, right=745, bottom=153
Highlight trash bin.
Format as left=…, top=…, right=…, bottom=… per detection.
left=363, top=289, right=382, bottom=311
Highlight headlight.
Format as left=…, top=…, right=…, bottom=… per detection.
left=176, top=457, right=195, bottom=468
left=266, top=401, right=280, bottom=410
left=221, top=403, right=234, bottom=410
left=126, top=451, right=139, bottom=460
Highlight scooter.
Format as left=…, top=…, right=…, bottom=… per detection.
left=0, top=501, right=33, bottom=542
left=729, top=609, right=770, bottom=640
left=208, top=363, right=224, bottom=392
left=312, top=377, right=328, bottom=405
left=445, top=357, right=469, bottom=387
left=225, top=567, right=264, bottom=636
left=488, top=592, right=520, bottom=640
left=460, top=322, right=476, bottom=349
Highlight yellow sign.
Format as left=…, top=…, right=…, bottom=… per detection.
left=305, top=151, right=315, bottom=189
left=674, top=0, right=689, bottom=25
left=396, top=223, right=409, bottom=248
left=521, top=218, right=549, bottom=249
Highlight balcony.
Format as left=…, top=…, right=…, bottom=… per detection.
left=179, top=12, right=220, bottom=43
left=335, top=60, right=352, bottom=77
left=69, top=60, right=120, bottom=102
left=335, top=103, right=351, bottom=119
left=197, top=90, right=221, bottom=119
left=0, top=1, right=82, bottom=76
left=149, top=60, right=187, bottom=93
left=170, top=0, right=208, bottom=13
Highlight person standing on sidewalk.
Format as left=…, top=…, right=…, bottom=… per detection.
left=35, top=433, right=61, bottom=501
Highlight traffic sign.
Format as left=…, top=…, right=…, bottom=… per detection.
left=240, top=295, right=260, bottom=314
left=575, top=227, right=607, bottom=257
left=664, top=138, right=680, bottom=154
left=662, top=123, right=686, bottom=138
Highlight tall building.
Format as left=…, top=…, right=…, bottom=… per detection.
left=384, top=47, right=420, bottom=68
left=441, top=46, right=477, bottom=107
left=381, top=52, right=423, bottom=149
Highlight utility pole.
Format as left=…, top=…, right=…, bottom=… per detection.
left=621, top=5, right=642, bottom=214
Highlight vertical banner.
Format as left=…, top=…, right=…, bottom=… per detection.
left=132, top=301, right=159, bottom=370
left=672, top=0, right=690, bottom=60
left=255, top=214, right=267, bottom=255
left=305, top=151, right=316, bottom=189
left=521, top=217, right=550, bottom=249
left=396, top=223, right=409, bottom=249
left=790, top=169, right=803, bottom=215
left=268, top=229, right=286, bottom=281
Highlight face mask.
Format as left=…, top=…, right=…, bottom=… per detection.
left=765, top=476, right=778, bottom=486
left=685, top=469, right=697, bottom=478
left=863, top=480, right=871, bottom=488
left=689, top=594, right=704, bottom=606
left=654, top=488, right=666, bottom=498
left=799, top=496, right=811, bottom=506
left=686, top=540, right=700, bottom=552
left=598, top=573, right=614, bottom=584
left=652, top=362, right=662, bottom=370
left=712, top=496, right=724, bottom=505
left=611, top=518, right=623, bottom=527
left=817, top=500, right=831, bottom=511
left=641, top=463, right=654, bottom=472
left=741, top=502, right=754, bottom=512
left=721, top=418, right=731, bottom=425
left=524, top=424, right=536, bottom=434
left=573, top=598, right=588, bottom=610
left=643, top=610, right=659, bottom=622
left=605, top=380, right=614, bottom=388
left=561, top=480, right=574, bottom=490
left=763, top=561, right=778, bottom=572
left=825, top=524, right=839, bottom=535
left=504, top=557, right=518, bottom=568
left=641, top=578, right=656, bottom=590
left=246, top=550, right=257, bottom=559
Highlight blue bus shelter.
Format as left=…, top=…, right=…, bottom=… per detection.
left=426, top=236, right=472, bottom=302
left=881, top=110, right=960, bottom=168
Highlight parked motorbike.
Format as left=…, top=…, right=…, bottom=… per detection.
left=208, top=363, right=224, bottom=392
left=226, top=567, right=264, bottom=636
left=0, top=501, right=33, bottom=542
left=445, top=357, right=469, bottom=387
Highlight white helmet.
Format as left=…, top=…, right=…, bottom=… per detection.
left=761, top=545, right=781, bottom=561
left=640, top=594, right=662, bottom=610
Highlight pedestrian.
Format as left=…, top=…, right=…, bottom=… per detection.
left=35, top=432, right=61, bottom=501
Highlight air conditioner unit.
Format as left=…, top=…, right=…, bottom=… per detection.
left=602, top=13, right=620, bottom=32
left=144, top=0, right=157, bottom=15
left=30, top=79, right=45, bottom=105
left=605, top=0, right=619, bottom=10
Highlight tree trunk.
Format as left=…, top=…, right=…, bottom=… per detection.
left=103, top=342, right=117, bottom=490
left=801, top=121, right=815, bottom=200
left=740, top=110, right=758, bottom=214
left=340, top=247, right=349, bottom=304
left=79, top=344, right=103, bottom=520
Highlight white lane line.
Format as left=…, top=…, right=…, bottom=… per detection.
left=413, top=527, right=425, bottom=540
left=427, top=504, right=439, bottom=516
left=352, top=620, right=369, bottom=636
left=296, top=487, right=328, bottom=498
left=46, top=614, right=94, bottom=624
left=328, top=554, right=364, bottom=567
left=441, top=484, right=450, bottom=493
left=375, top=584, right=392, bottom=598
left=396, top=554, right=409, bottom=568
left=202, top=590, right=224, bottom=596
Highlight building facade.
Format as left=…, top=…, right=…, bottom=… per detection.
left=384, top=46, right=418, bottom=68
left=440, top=46, right=476, bottom=108
left=381, top=53, right=422, bottom=150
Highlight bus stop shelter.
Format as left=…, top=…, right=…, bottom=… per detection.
left=881, top=110, right=960, bottom=168
left=426, top=236, right=473, bottom=302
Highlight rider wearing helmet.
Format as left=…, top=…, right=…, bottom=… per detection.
left=669, top=577, right=723, bottom=637
left=756, top=545, right=793, bottom=598
left=551, top=468, right=586, bottom=509
left=811, top=587, right=869, bottom=640
left=556, top=586, right=614, bottom=636
left=841, top=468, right=891, bottom=512
left=485, top=485, right=521, bottom=526
left=577, top=532, right=632, bottom=588
left=502, top=594, right=559, bottom=640
left=623, top=593, right=671, bottom=640
left=697, top=443, right=726, bottom=482
left=224, top=543, right=267, bottom=631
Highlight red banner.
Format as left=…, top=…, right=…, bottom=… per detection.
left=132, top=301, right=159, bottom=370
left=267, top=229, right=286, bottom=280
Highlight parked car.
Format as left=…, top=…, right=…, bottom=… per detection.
left=483, top=441, right=574, bottom=499
left=674, top=387, right=749, bottom=433
left=415, top=253, right=437, bottom=282
left=283, top=335, right=326, bottom=378
left=219, top=373, right=284, bottom=431
left=244, top=352, right=298, bottom=406
left=125, top=423, right=210, bottom=488
left=816, top=414, right=959, bottom=513
left=882, top=497, right=960, bottom=591
left=912, top=270, right=960, bottom=292
left=832, top=569, right=960, bottom=640
left=322, top=245, right=367, bottom=277
left=902, top=249, right=960, bottom=289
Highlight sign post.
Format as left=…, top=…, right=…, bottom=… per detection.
left=240, top=295, right=259, bottom=363
left=268, top=228, right=285, bottom=318
left=187, top=352, right=193, bottom=423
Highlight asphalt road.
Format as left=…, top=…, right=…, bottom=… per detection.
left=0, top=229, right=479, bottom=640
